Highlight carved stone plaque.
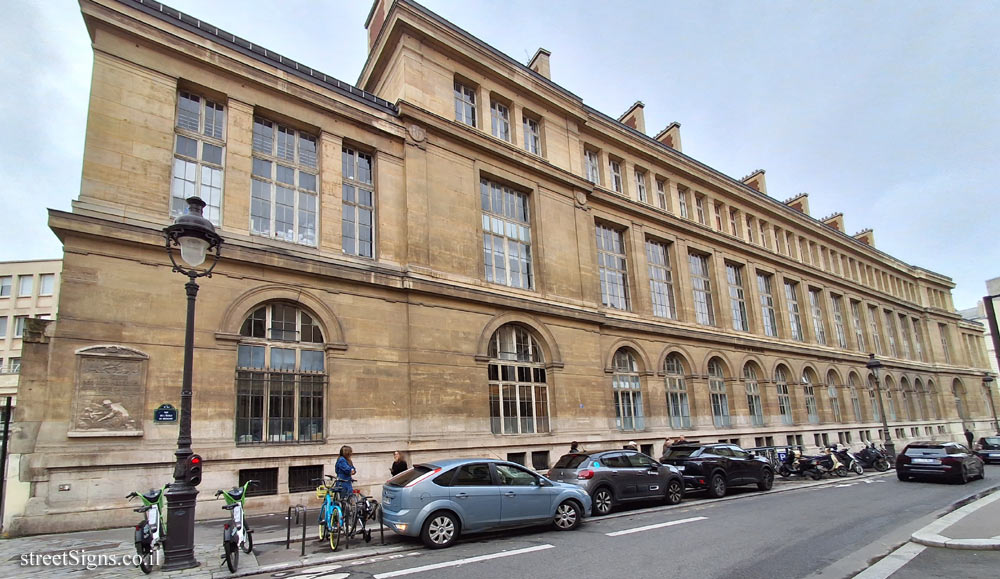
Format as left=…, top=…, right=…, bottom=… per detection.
left=69, top=346, right=148, bottom=437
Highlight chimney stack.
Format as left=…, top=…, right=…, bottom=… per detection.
left=528, top=48, right=551, bottom=79
left=655, top=122, right=682, bottom=151
left=619, top=101, right=645, bottom=134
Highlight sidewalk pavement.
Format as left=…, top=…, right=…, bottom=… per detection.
left=911, top=487, right=1000, bottom=550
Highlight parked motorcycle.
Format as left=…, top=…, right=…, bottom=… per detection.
left=855, top=442, right=891, bottom=472
left=831, top=445, right=865, bottom=475
left=804, top=448, right=847, bottom=478
left=778, top=447, right=822, bottom=480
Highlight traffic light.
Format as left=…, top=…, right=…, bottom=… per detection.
left=185, top=454, right=203, bottom=486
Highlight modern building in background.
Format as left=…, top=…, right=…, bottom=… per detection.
left=959, top=276, right=1000, bottom=377
left=6, top=0, right=993, bottom=534
left=0, top=260, right=61, bottom=403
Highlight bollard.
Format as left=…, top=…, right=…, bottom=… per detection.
left=286, top=505, right=307, bottom=553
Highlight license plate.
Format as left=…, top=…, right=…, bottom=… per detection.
left=990, top=453, right=1000, bottom=458
left=912, top=458, right=938, bottom=464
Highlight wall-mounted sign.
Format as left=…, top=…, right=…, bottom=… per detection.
left=154, top=404, right=177, bottom=423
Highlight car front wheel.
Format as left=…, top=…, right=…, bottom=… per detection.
left=421, top=512, right=459, bottom=549
left=665, top=479, right=684, bottom=505
left=757, top=468, right=774, bottom=491
left=553, top=500, right=582, bottom=531
left=592, top=487, right=614, bottom=516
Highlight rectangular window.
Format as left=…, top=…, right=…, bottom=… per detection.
left=808, top=288, right=827, bottom=345
left=776, top=382, right=793, bottom=425
left=236, top=346, right=326, bottom=444
left=490, top=100, right=511, bottom=142
left=0, top=276, right=9, bottom=297
left=759, top=221, right=770, bottom=249
left=785, top=281, right=803, bottom=341
left=727, top=263, right=748, bottom=331
left=341, top=147, right=375, bottom=257
left=585, top=149, right=600, bottom=184
left=646, top=240, right=676, bottom=319
left=482, top=178, right=533, bottom=289
left=677, top=186, right=689, bottom=219
left=729, top=209, right=741, bottom=238
left=8, top=357, right=20, bottom=374
left=898, top=314, right=912, bottom=359
left=714, top=203, right=724, bottom=231
left=171, top=90, right=224, bottom=225
left=757, top=272, right=778, bottom=337
left=17, top=276, right=33, bottom=297
left=745, top=215, right=755, bottom=244
left=869, top=305, right=883, bottom=355
left=240, top=468, right=278, bottom=497
left=0, top=317, right=6, bottom=339
left=39, top=273, right=55, bottom=296
left=695, top=195, right=707, bottom=225
left=689, top=253, right=715, bottom=325
left=523, top=115, right=541, bottom=154
left=851, top=300, right=866, bottom=352
left=250, top=118, right=318, bottom=246
left=804, top=385, right=819, bottom=424
left=609, top=160, right=623, bottom=193
left=912, top=318, right=925, bottom=361
left=634, top=169, right=648, bottom=203
left=454, top=81, right=477, bottom=127
left=14, top=316, right=27, bottom=338
left=596, top=224, right=629, bottom=310
left=288, top=465, right=323, bottom=493
left=655, top=180, right=667, bottom=210
left=831, top=295, right=847, bottom=349
left=939, top=323, right=952, bottom=363
left=884, top=310, right=898, bottom=357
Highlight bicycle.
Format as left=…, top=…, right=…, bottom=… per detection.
left=215, top=480, right=257, bottom=572
left=126, top=483, right=169, bottom=574
left=345, top=489, right=380, bottom=544
left=314, top=475, right=346, bottom=551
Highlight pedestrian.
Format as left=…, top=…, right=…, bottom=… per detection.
left=662, top=437, right=674, bottom=456
left=336, top=445, right=356, bottom=495
left=390, top=450, right=408, bottom=477
left=964, top=428, right=974, bottom=448
left=626, top=440, right=638, bottom=450
left=570, top=441, right=582, bottom=453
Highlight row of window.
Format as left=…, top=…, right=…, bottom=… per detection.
left=168, top=91, right=376, bottom=258
left=0, top=274, right=55, bottom=299
left=0, top=356, right=19, bottom=374
left=0, top=314, right=50, bottom=341
left=454, top=80, right=543, bottom=155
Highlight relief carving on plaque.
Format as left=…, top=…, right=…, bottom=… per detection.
left=69, top=346, right=148, bottom=437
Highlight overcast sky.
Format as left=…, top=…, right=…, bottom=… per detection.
left=2, top=0, right=998, bottom=310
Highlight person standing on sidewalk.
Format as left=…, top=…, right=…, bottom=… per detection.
left=965, top=428, right=975, bottom=448
left=390, top=450, right=408, bottom=477
left=336, top=445, right=356, bottom=495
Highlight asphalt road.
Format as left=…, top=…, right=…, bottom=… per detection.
left=249, top=466, right=999, bottom=579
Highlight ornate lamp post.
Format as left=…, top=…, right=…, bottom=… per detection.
left=866, top=354, right=895, bottom=459
left=984, top=373, right=999, bottom=435
left=161, top=197, right=222, bottom=570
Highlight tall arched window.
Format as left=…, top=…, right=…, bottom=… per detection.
left=612, top=349, right=644, bottom=431
left=803, top=370, right=819, bottom=424
left=884, top=376, right=897, bottom=420
left=867, top=374, right=881, bottom=422
left=848, top=374, right=863, bottom=422
left=487, top=324, right=548, bottom=434
left=664, top=354, right=690, bottom=428
left=826, top=371, right=842, bottom=423
left=744, top=364, right=764, bottom=426
left=775, top=366, right=793, bottom=425
left=953, top=379, right=968, bottom=421
left=236, top=303, right=326, bottom=443
left=928, top=380, right=941, bottom=419
left=708, top=358, right=730, bottom=428
left=900, top=377, right=914, bottom=421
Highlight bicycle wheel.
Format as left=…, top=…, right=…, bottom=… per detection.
left=344, top=497, right=359, bottom=537
left=224, top=539, right=239, bottom=573
left=138, top=542, right=153, bottom=574
left=241, top=529, right=254, bottom=554
left=329, top=509, right=341, bottom=551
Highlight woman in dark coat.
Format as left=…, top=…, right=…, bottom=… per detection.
left=390, top=450, right=408, bottom=476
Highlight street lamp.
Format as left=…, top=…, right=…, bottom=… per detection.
left=161, top=196, right=222, bottom=570
left=866, top=353, right=895, bottom=460
left=984, top=373, right=1000, bottom=436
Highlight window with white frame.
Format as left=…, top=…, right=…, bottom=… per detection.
left=831, top=295, right=847, bottom=348
left=775, top=367, right=793, bottom=425
left=14, top=315, right=28, bottom=339
left=759, top=221, right=770, bottom=249
left=744, top=365, right=764, bottom=426
left=634, top=169, right=648, bottom=203
left=585, top=149, right=600, bottom=184
left=488, top=324, right=549, bottom=435
left=17, top=275, right=33, bottom=297
left=849, top=375, right=863, bottom=422
left=745, top=215, right=755, bottom=244
left=612, top=349, right=644, bottom=431
left=689, top=253, right=715, bottom=325
left=827, top=372, right=842, bottom=422
left=609, top=159, right=623, bottom=193
left=236, top=303, right=326, bottom=444
left=727, top=263, right=749, bottom=331
left=646, top=240, right=676, bottom=319
left=677, top=186, right=689, bottom=219
left=785, top=281, right=803, bottom=341
left=898, top=314, right=912, bottom=359
left=729, top=209, right=740, bottom=238
left=0, top=276, right=9, bottom=297
left=39, top=273, right=55, bottom=296
left=490, top=99, right=511, bottom=142
left=869, top=305, right=883, bottom=355
left=0, top=316, right=6, bottom=339
left=851, top=300, right=866, bottom=352
left=655, top=179, right=667, bottom=210
left=714, top=202, right=724, bottom=231
left=709, top=359, right=730, bottom=427
left=808, top=288, right=827, bottom=345
left=250, top=118, right=318, bottom=246
left=597, top=224, right=629, bottom=310
left=523, top=115, right=541, bottom=154
left=757, top=272, right=778, bottom=337
left=454, top=81, right=477, bottom=127
left=8, top=357, right=19, bottom=374
left=803, top=377, right=819, bottom=424
left=695, top=195, right=706, bottom=225
left=342, top=147, right=375, bottom=257
left=664, top=355, right=689, bottom=428
left=482, top=178, right=532, bottom=289
left=912, top=318, right=925, bottom=361
left=171, top=90, right=224, bottom=225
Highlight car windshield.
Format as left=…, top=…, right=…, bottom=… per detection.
left=662, top=446, right=701, bottom=459
left=553, top=454, right=589, bottom=469
left=386, top=465, right=432, bottom=487
left=983, top=437, right=1000, bottom=446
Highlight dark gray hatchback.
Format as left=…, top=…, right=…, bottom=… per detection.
left=547, top=450, right=684, bottom=516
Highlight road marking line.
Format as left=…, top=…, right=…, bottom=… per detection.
left=853, top=542, right=925, bottom=579
left=605, top=516, right=708, bottom=537
left=372, top=544, right=554, bottom=578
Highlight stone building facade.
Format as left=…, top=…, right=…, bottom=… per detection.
left=6, top=0, right=993, bottom=534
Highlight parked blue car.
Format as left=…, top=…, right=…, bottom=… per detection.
left=381, top=458, right=591, bottom=548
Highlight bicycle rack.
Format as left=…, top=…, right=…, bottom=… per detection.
left=286, top=505, right=307, bottom=556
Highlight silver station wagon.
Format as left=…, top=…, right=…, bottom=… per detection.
left=381, top=458, right=591, bottom=548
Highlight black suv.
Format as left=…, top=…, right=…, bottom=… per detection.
left=659, top=443, right=774, bottom=498
left=975, top=436, right=1000, bottom=464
